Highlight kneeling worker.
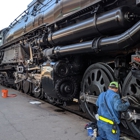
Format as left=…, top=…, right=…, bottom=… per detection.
left=96, top=81, right=130, bottom=140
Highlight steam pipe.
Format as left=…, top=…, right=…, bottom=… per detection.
left=43, top=19, right=140, bottom=58
left=54, top=41, right=92, bottom=56
left=98, top=20, right=140, bottom=51
left=48, top=7, right=133, bottom=46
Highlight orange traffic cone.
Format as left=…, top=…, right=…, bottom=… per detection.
left=2, top=89, right=8, bottom=98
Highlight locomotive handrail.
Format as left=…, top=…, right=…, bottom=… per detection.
left=31, top=0, right=54, bottom=16
left=8, top=5, right=34, bottom=29
left=8, top=0, right=53, bottom=29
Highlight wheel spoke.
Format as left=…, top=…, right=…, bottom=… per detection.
left=94, top=69, right=99, bottom=81
left=85, top=80, right=90, bottom=90
left=23, top=80, right=30, bottom=94
left=98, top=73, right=103, bottom=83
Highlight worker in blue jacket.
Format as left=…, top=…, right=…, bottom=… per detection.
left=96, top=81, right=130, bottom=140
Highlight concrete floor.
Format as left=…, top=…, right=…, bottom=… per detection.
left=0, top=85, right=90, bottom=140
left=0, top=85, right=137, bottom=140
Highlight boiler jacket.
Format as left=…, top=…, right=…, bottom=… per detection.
left=96, top=89, right=130, bottom=140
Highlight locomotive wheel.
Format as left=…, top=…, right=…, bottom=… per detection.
left=47, top=96, right=56, bottom=104
left=16, top=82, right=22, bottom=91
left=3, top=77, right=9, bottom=87
left=80, top=63, right=115, bottom=121
left=122, top=72, right=140, bottom=138
left=44, top=92, right=63, bottom=105
left=34, top=90, right=42, bottom=98
left=28, top=82, right=33, bottom=96
left=23, top=80, right=30, bottom=94
left=39, top=88, right=45, bottom=100
left=31, top=84, right=42, bottom=98
left=44, top=92, right=56, bottom=104
left=55, top=77, right=78, bottom=101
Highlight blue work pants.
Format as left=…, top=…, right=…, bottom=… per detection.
left=96, top=121, right=120, bottom=140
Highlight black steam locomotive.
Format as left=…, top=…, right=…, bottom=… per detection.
left=1, top=0, right=140, bottom=138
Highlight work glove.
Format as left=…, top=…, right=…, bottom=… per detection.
left=122, top=96, right=130, bottom=106
left=122, top=96, right=129, bottom=102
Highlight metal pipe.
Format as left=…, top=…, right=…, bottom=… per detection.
left=54, top=41, right=92, bottom=56
left=48, top=6, right=133, bottom=46
left=27, top=66, right=40, bottom=71
left=51, top=20, right=140, bottom=57
left=97, top=20, right=140, bottom=51
left=28, top=43, right=33, bottom=64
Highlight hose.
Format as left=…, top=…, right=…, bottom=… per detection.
left=8, top=94, right=17, bottom=97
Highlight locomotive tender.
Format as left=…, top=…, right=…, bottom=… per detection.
left=1, top=0, right=140, bottom=138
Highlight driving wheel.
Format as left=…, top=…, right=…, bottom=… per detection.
left=80, top=63, right=115, bottom=121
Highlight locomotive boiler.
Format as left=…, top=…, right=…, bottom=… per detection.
left=1, top=0, right=140, bottom=138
